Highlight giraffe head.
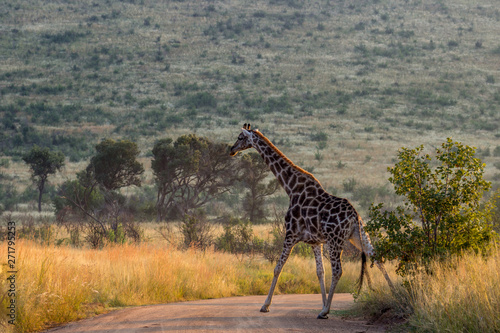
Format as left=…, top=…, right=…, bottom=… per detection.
left=230, top=123, right=255, bottom=156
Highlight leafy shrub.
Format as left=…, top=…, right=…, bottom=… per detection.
left=180, top=211, right=214, bottom=249
left=180, top=92, right=217, bottom=109
left=367, top=138, right=494, bottom=276
left=310, top=130, right=328, bottom=142
left=493, top=146, right=500, bottom=157
left=342, top=178, right=357, bottom=192
left=42, top=30, right=88, bottom=44
left=264, top=94, right=291, bottom=113
left=0, top=183, right=19, bottom=211
left=215, top=217, right=256, bottom=255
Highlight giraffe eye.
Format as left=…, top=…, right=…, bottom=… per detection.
left=238, top=134, right=244, bottom=140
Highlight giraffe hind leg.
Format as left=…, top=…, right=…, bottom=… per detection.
left=350, top=224, right=396, bottom=293
left=349, top=224, right=374, bottom=291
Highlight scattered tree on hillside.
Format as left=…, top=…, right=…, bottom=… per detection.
left=152, top=134, right=238, bottom=221
left=367, top=138, right=495, bottom=276
left=22, top=145, right=65, bottom=212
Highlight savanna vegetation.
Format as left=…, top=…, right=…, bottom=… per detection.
left=1, top=0, right=500, bottom=331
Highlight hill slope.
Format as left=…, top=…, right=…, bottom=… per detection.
left=0, top=0, right=499, bottom=209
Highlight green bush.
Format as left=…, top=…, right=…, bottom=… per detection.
left=42, top=30, right=89, bottom=44
left=180, top=92, right=217, bottom=109
left=367, top=138, right=495, bottom=276
left=215, top=217, right=256, bottom=254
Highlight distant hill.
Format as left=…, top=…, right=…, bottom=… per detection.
left=0, top=0, right=499, bottom=209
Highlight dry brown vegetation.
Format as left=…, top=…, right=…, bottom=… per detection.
left=0, top=230, right=375, bottom=332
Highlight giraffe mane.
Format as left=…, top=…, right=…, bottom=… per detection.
left=252, top=130, right=322, bottom=186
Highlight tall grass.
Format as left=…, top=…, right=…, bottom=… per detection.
left=408, top=248, right=500, bottom=332
left=355, top=247, right=500, bottom=332
left=0, top=240, right=360, bottom=332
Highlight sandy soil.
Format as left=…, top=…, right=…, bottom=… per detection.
left=44, top=294, right=387, bottom=333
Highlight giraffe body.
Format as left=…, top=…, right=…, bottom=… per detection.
left=230, top=124, right=393, bottom=319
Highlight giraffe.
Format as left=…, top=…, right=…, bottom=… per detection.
left=230, top=123, right=394, bottom=319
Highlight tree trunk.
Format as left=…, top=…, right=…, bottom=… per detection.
left=156, top=191, right=165, bottom=222
left=38, top=178, right=46, bottom=212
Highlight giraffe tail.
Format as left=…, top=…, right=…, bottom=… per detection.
left=356, top=252, right=373, bottom=293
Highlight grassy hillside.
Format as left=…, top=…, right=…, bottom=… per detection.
left=1, top=0, right=499, bottom=212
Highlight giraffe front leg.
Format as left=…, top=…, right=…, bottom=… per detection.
left=312, top=244, right=327, bottom=308
left=260, top=241, right=294, bottom=313
left=318, top=249, right=342, bottom=319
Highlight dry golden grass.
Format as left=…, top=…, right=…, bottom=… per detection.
left=0, top=239, right=363, bottom=332
left=355, top=247, right=500, bottom=332
left=407, top=247, right=500, bottom=332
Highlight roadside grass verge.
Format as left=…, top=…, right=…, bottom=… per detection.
left=355, top=247, right=500, bottom=332
left=0, top=240, right=361, bottom=332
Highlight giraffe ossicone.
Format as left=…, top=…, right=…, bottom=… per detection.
left=230, top=124, right=395, bottom=319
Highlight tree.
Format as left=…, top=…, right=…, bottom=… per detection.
left=86, top=139, right=144, bottom=191
left=366, top=138, right=495, bottom=276
left=152, top=134, right=237, bottom=221
left=56, top=139, right=144, bottom=248
left=22, top=145, right=65, bottom=212
left=239, top=152, right=279, bottom=223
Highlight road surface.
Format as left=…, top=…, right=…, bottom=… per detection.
left=45, top=294, right=386, bottom=333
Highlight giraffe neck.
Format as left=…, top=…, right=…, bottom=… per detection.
left=251, top=131, right=322, bottom=197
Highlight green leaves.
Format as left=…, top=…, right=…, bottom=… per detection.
left=22, top=145, right=65, bottom=212
left=367, top=138, right=494, bottom=276
left=23, top=145, right=65, bottom=185
left=152, top=134, right=237, bottom=220
left=87, top=139, right=144, bottom=191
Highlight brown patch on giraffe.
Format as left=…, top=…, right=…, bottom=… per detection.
left=293, top=183, right=305, bottom=193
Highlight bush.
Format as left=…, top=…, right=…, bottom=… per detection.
left=215, top=217, right=259, bottom=257
left=179, top=211, right=214, bottom=250
left=310, top=130, right=328, bottom=142
left=42, top=30, right=88, bottom=44
left=367, top=138, right=495, bottom=276
left=180, top=92, right=217, bottom=109
left=493, top=146, right=500, bottom=157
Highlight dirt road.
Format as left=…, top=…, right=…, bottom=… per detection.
left=45, top=294, right=386, bottom=333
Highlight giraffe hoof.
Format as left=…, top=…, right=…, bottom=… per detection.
left=317, top=314, right=328, bottom=319
left=260, top=305, right=270, bottom=313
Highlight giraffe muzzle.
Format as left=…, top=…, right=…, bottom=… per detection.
left=229, top=146, right=238, bottom=156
